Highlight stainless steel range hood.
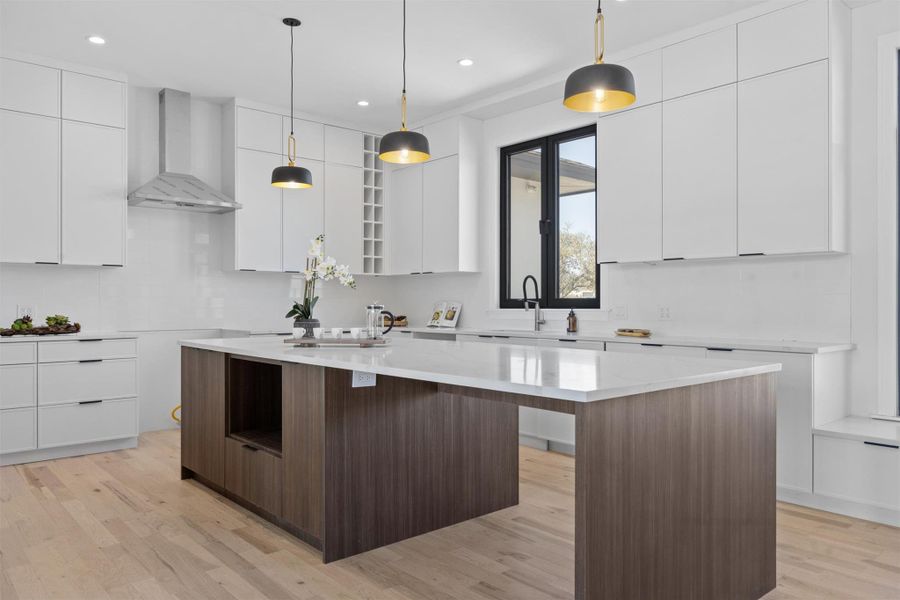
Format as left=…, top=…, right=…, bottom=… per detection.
left=128, top=89, right=241, bottom=214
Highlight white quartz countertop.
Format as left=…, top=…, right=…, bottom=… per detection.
left=179, top=335, right=781, bottom=403
left=0, top=331, right=136, bottom=342
left=397, top=327, right=854, bottom=354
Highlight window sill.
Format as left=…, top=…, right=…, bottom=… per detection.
left=487, top=308, right=611, bottom=322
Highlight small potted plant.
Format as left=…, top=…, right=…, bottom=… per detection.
left=286, top=234, right=356, bottom=337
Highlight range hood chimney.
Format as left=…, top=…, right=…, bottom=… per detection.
left=128, top=89, right=241, bottom=214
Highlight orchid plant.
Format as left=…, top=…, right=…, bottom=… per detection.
left=285, top=235, right=356, bottom=321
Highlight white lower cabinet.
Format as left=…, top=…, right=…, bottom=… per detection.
left=0, top=336, right=139, bottom=464
left=707, top=348, right=813, bottom=493
left=0, top=408, right=36, bottom=453
left=605, top=342, right=706, bottom=358
left=814, top=435, right=899, bottom=510
left=38, top=359, right=137, bottom=406
left=39, top=398, right=138, bottom=449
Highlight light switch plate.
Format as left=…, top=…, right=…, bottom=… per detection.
left=352, top=371, right=377, bottom=387
left=613, top=305, right=628, bottom=320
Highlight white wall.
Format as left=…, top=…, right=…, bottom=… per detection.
left=0, top=85, right=394, bottom=432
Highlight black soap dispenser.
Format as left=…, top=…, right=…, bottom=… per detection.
left=566, top=308, right=578, bottom=334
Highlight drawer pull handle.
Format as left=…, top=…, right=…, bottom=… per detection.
left=77, top=339, right=103, bottom=343
left=641, top=343, right=663, bottom=347
left=864, top=441, right=899, bottom=450
left=477, top=335, right=493, bottom=339
left=242, top=444, right=258, bottom=452
left=78, top=400, right=102, bottom=405
left=79, top=359, right=103, bottom=363
left=707, top=347, right=734, bottom=352
left=558, top=339, right=577, bottom=343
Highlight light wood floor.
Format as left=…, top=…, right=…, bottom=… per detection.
left=1, top=430, right=898, bottom=600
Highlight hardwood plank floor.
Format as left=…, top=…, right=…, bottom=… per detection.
left=1, top=430, right=897, bottom=600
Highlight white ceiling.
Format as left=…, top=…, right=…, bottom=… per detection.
left=1, top=0, right=768, bottom=131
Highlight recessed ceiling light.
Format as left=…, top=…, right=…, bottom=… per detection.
left=457, top=58, right=474, bottom=67
left=357, top=100, right=370, bottom=107
left=87, top=35, right=106, bottom=45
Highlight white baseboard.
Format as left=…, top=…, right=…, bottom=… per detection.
left=777, top=487, right=899, bottom=527
left=1, top=437, right=138, bottom=466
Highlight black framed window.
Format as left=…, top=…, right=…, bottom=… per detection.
left=500, top=125, right=599, bottom=309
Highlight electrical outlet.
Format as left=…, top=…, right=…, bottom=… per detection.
left=16, top=305, right=33, bottom=319
left=613, top=305, right=628, bottom=320
left=352, top=371, right=377, bottom=388
left=657, top=306, right=671, bottom=321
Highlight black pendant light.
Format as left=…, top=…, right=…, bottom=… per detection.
left=378, top=0, right=430, bottom=164
left=563, top=0, right=635, bottom=113
left=272, top=17, right=313, bottom=189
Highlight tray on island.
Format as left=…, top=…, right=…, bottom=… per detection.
left=615, top=328, right=651, bottom=338
left=284, top=336, right=390, bottom=348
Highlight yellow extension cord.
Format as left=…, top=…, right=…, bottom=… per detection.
left=171, top=404, right=181, bottom=424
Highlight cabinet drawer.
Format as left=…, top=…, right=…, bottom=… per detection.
left=61, top=71, right=126, bottom=128
left=39, top=338, right=136, bottom=363
left=0, top=342, right=37, bottom=365
left=38, top=397, right=137, bottom=448
left=225, top=437, right=283, bottom=517
left=0, top=364, right=36, bottom=409
left=814, top=435, right=899, bottom=510
left=38, top=359, right=137, bottom=406
left=0, top=408, right=36, bottom=453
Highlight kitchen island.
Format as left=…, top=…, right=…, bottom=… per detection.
left=179, top=335, right=780, bottom=600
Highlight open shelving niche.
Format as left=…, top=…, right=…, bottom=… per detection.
left=363, top=133, right=384, bottom=275
left=227, top=357, right=283, bottom=456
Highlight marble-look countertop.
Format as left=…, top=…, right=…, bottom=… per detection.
left=397, top=327, right=854, bottom=354
left=180, top=335, right=780, bottom=403
left=0, top=331, right=136, bottom=342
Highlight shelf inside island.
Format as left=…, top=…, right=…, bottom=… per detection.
left=227, top=357, right=283, bottom=456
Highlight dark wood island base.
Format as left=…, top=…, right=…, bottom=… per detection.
left=181, top=346, right=776, bottom=600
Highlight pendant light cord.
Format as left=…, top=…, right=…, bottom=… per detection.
left=290, top=23, right=295, bottom=135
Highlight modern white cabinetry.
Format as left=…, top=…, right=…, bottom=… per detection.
left=362, top=133, right=385, bottom=274
left=0, top=58, right=59, bottom=117
left=605, top=342, right=706, bottom=358
left=61, top=71, right=126, bottom=128
left=662, top=85, right=737, bottom=259
left=596, top=104, right=662, bottom=263
left=592, top=0, right=847, bottom=264
left=232, top=148, right=284, bottom=271
left=662, top=27, right=736, bottom=100
left=0, top=335, right=138, bottom=466
left=324, top=163, right=364, bottom=274
left=813, top=435, right=899, bottom=512
left=388, top=165, right=424, bottom=275
left=738, top=61, right=829, bottom=255
left=605, top=50, right=661, bottom=114
left=61, top=121, right=126, bottom=266
left=387, top=115, right=480, bottom=274
left=324, top=125, right=363, bottom=167
left=0, top=110, right=61, bottom=263
left=237, top=107, right=282, bottom=154
left=737, top=0, right=828, bottom=80
left=285, top=117, right=325, bottom=161
left=0, top=56, right=127, bottom=266
left=282, top=159, right=325, bottom=272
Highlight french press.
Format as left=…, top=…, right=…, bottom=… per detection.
left=365, top=303, right=395, bottom=340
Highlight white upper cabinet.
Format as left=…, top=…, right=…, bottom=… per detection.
left=61, top=121, right=126, bottom=266
left=0, top=58, right=59, bottom=117
left=605, top=50, right=661, bottom=114
left=323, top=163, right=363, bottom=273
left=0, top=110, right=60, bottom=264
left=234, top=148, right=283, bottom=271
left=738, top=61, right=829, bottom=255
left=61, top=72, right=125, bottom=128
left=284, top=116, right=324, bottom=161
left=388, top=165, right=424, bottom=275
left=237, top=107, right=282, bottom=154
left=596, top=104, right=662, bottom=263
left=422, top=156, right=460, bottom=273
left=282, top=159, right=325, bottom=273
left=662, top=85, right=737, bottom=260
left=324, top=126, right=363, bottom=167
left=737, top=0, right=828, bottom=80
left=662, top=26, right=736, bottom=99
left=423, top=118, right=460, bottom=160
